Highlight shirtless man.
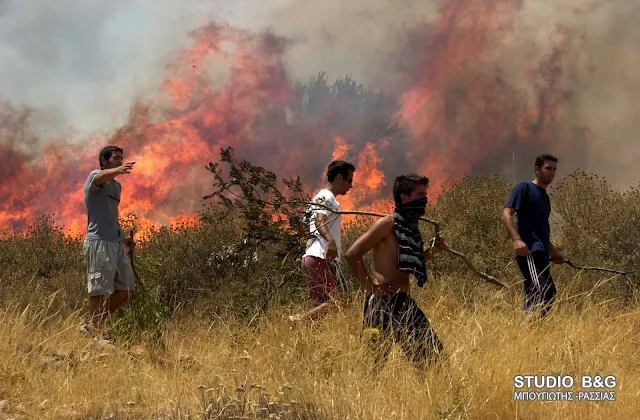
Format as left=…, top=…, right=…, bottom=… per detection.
left=345, top=173, right=447, bottom=373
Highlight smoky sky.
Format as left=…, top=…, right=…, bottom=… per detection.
left=1, top=0, right=639, bottom=186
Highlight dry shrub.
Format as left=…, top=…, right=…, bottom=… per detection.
left=1, top=167, right=639, bottom=326
left=0, top=215, right=84, bottom=308
left=135, top=207, right=245, bottom=310
left=550, top=171, right=640, bottom=300
left=430, top=173, right=515, bottom=282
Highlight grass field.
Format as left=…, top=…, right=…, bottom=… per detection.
left=0, top=280, right=638, bottom=419
left=1, top=170, right=639, bottom=419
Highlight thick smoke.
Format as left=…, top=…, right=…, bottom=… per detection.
left=1, top=0, right=639, bottom=233
left=0, top=0, right=252, bottom=138
left=490, top=0, right=640, bottom=186
left=0, top=0, right=441, bottom=138
left=269, top=0, right=640, bottom=186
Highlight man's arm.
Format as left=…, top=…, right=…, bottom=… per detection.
left=502, top=207, right=521, bottom=241
left=502, top=207, right=528, bottom=256
left=314, top=212, right=338, bottom=260
left=315, top=213, right=335, bottom=243
left=503, top=184, right=530, bottom=256
left=93, top=162, right=135, bottom=186
left=344, top=216, right=392, bottom=295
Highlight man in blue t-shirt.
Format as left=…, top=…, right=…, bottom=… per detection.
left=502, top=154, right=564, bottom=317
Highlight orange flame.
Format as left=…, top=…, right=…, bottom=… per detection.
left=316, top=136, right=393, bottom=222
left=1, top=2, right=577, bottom=238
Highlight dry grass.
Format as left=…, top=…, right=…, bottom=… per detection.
left=2, top=170, right=640, bottom=418
left=0, top=279, right=638, bottom=420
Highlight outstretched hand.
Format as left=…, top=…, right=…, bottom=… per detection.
left=116, top=161, right=136, bottom=175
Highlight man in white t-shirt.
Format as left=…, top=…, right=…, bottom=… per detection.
left=289, top=160, right=355, bottom=321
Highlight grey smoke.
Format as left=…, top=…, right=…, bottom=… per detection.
left=0, top=0, right=638, bottom=186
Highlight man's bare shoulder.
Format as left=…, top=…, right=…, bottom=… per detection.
left=369, top=215, right=393, bottom=227
left=355, top=215, right=394, bottom=240
left=369, top=215, right=394, bottom=236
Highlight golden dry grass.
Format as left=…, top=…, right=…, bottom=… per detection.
left=1, top=276, right=638, bottom=420
left=2, top=170, right=639, bottom=418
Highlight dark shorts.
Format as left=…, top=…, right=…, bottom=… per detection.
left=363, top=292, right=443, bottom=368
left=301, top=256, right=348, bottom=303
left=515, top=250, right=556, bottom=315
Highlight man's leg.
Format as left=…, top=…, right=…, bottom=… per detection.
left=516, top=255, right=543, bottom=316
left=516, top=252, right=555, bottom=317
left=84, top=239, right=116, bottom=331
left=89, top=295, right=109, bottom=327
left=308, top=256, right=336, bottom=303
left=108, top=290, right=131, bottom=313
left=362, top=293, right=393, bottom=375
left=289, top=256, right=336, bottom=321
left=394, top=294, right=444, bottom=374
left=532, top=252, right=556, bottom=317
left=111, top=243, right=135, bottom=313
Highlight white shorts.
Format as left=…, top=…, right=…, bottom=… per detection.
left=83, top=239, right=135, bottom=296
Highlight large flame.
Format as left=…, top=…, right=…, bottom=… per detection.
left=315, top=136, right=393, bottom=222
left=1, top=0, right=578, bottom=238
left=397, top=0, right=573, bottom=200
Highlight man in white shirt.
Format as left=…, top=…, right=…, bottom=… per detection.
left=289, top=160, right=355, bottom=321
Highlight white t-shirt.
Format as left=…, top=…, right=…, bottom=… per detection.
left=303, top=189, right=342, bottom=260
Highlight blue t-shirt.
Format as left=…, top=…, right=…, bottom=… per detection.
left=83, top=169, right=124, bottom=242
left=504, top=181, right=551, bottom=256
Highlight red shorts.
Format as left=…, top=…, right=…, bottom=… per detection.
left=301, top=255, right=341, bottom=303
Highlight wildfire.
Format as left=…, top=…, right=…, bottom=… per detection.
left=396, top=0, right=571, bottom=200
left=0, top=0, right=578, bottom=239
left=323, top=136, right=393, bottom=220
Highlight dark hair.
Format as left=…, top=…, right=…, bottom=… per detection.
left=393, top=173, right=429, bottom=202
left=99, top=146, right=123, bottom=168
left=534, top=153, right=558, bottom=167
left=327, top=160, right=355, bottom=182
